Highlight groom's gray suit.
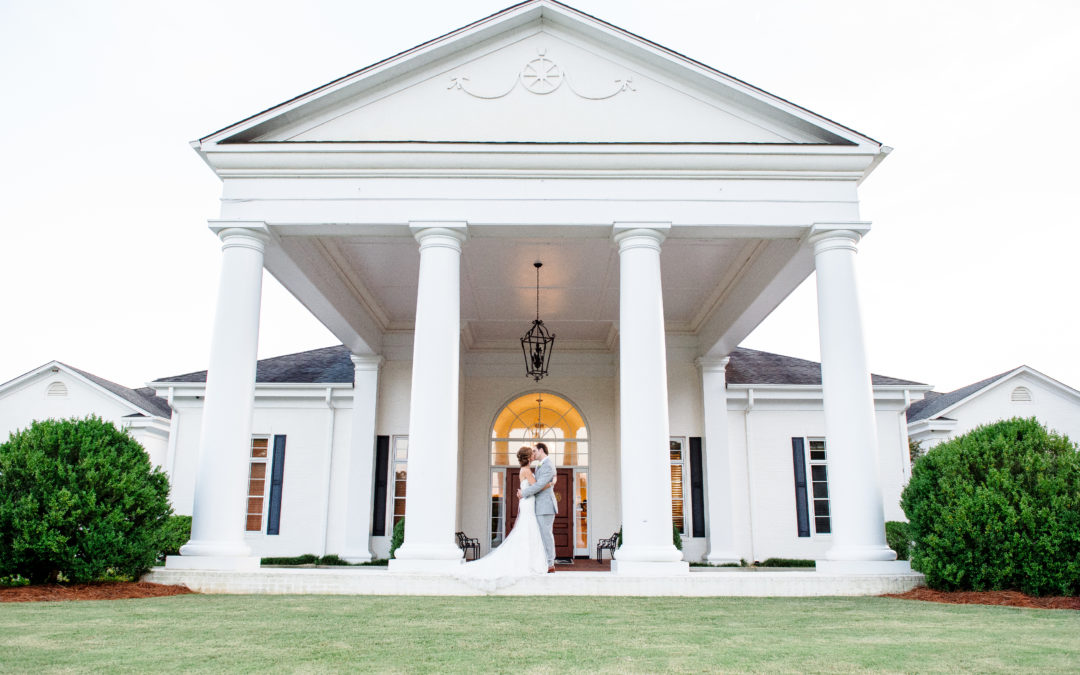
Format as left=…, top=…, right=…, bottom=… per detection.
left=520, top=456, right=557, bottom=568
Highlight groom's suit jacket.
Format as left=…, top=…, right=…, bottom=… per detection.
left=520, top=457, right=558, bottom=515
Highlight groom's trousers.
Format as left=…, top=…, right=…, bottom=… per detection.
left=536, top=514, right=555, bottom=567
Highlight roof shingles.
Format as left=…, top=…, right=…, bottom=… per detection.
left=65, top=365, right=172, bottom=419
left=154, top=344, right=922, bottom=389
left=905, top=369, right=1015, bottom=423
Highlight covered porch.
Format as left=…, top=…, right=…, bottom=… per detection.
left=167, top=0, right=905, bottom=579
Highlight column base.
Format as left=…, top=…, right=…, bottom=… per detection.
left=389, top=540, right=464, bottom=572
left=179, top=538, right=253, bottom=558
left=614, top=543, right=684, bottom=563
left=388, top=558, right=465, bottom=573
left=612, top=560, right=690, bottom=576
left=825, top=543, right=898, bottom=562
left=165, top=555, right=261, bottom=571
left=817, top=559, right=913, bottom=575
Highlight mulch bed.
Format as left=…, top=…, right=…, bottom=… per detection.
left=0, top=582, right=195, bottom=603
left=3, top=580, right=1076, bottom=609
left=885, top=587, right=1080, bottom=610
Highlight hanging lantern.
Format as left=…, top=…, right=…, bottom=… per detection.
left=532, top=394, right=546, bottom=439
left=521, top=261, right=555, bottom=381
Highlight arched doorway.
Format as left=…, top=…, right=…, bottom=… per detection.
left=489, top=391, right=590, bottom=558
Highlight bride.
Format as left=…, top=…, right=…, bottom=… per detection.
left=455, top=446, right=550, bottom=585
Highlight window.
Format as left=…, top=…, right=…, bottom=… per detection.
left=490, top=470, right=504, bottom=548
left=807, top=439, right=831, bottom=535
left=390, top=436, right=408, bottom=529
left=670, top=438, right=686, bottom=535
left=245, top=435, right=286, bottom=534
left=792, top=437, right=830, bottom=537
left=246, top=437, right=270, bottom=532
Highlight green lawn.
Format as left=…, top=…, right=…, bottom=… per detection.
left=1, top=595, right=1078, bottom=673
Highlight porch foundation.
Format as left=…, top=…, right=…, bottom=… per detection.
left=145, top=566, right=924, bottom=596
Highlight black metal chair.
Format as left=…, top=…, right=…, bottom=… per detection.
left=456, top=531, right=480, bottom=561
left=596, top=531, right=619, bottom=562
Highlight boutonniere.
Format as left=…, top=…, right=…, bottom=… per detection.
left=529, top=460, right=541, bottom=470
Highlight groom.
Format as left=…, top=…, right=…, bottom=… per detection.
left=518, top=442, right=557, bottom=573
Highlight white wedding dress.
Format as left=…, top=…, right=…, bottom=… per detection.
left=454, top=478, right=549, bottom=590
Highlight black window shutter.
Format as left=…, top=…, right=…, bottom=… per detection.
left=792, top=437, right=810, bottom=538
left=689, top=437, right=705, bottom=538
left=372, top=435, right=390, bottom=536
left=266, top=435, right=287, bottom=536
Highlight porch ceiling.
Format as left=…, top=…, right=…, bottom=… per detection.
left=300, top=233, right=766, bottom=352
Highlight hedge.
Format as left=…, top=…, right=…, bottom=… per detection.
left=900, top=417, right=1080, bottom=595
left=0, top=417, right=174, bottom=583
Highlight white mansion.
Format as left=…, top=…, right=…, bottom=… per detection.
left=6, top=1, right=1017, bottom=578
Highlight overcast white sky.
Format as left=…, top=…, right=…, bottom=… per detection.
left=1, top=1, right=1077, bottom=394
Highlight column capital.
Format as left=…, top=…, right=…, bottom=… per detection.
left=613, top=222, right=670, bottom=251
left=209, top=221, right=270, bottom=252
left=696, top=356, right=731, bottom=374
left=349, top=353, right=384, bottom=372
left=808, top=222, right=871, bottom=254
left=410, top=222, right=467, bottom=251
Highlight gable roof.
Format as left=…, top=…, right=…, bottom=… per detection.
left=906, top=366, right=1080, bottom=423
left=154, top=346, right=355, bottom=385
left=0, top=362, right=172, bottom=419
left=154, top=344, right=922, bottom=388
left=65, top=366, right=173, bottom=419
left=905, top=370, right=1013, bottom=422
left=197, top=0, right=880, bottom=150
left=726, top=347, right=923, bottom=387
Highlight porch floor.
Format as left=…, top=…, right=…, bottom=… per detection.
left=144, top=564, right=923, bottom=597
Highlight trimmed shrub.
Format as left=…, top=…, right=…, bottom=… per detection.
left=0, top=417, right=174, bottom=583
left=259, top=554, right=358, bottom=566
left=389, top=518, right=405, bottom=559
left=261, top=554, right=320, bottom=566
left=885, top=521, right=911, bottom=561
left=158, top=515, right=192, bottom=561
left=757, top=558, right=815, bottom=568
left=901, top=417, right=1080, bottom=595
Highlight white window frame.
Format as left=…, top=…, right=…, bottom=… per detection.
left=806, top=437, right=832, bottom=537
left=386, top=435, right=408, bottom=534
left=670, top=436, right=688, bottom=536
left=245, top=435, right=272, bottom=534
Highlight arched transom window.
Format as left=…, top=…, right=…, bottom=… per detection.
left=490, top=392, right=588, bottom=467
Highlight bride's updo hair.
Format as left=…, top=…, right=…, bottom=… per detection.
left=516, top=446, right=532, bottom=467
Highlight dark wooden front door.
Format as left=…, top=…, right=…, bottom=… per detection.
left=506, top=467, right=574, bottom=559
left=552, top=468, right=573, bottom=558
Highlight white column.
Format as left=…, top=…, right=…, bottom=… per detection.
left=389, top=223, right=467, bottom=571
left=342, top=354, right=382, bottom=563
left=809, top=223, right=902, bottom=574
left=612, top=223, right=689, bottom=575
left=697, top=356, right=739, bottom=564
left=169, top=223, right=267, bottom=571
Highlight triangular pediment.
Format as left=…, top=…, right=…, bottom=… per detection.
left=204, top=1, right=875, bottom=147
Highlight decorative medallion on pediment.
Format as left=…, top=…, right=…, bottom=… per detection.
left=448, top=48, right=635, bottom=100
